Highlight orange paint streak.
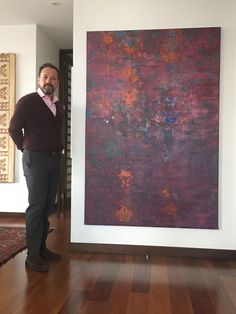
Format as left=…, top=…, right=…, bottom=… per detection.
left=103, top=34, right=113, bottom=44
left=122, top=66, right=139, bottom=82
left=161, top=50, right=178, bottom=63
left=116, top=203, right=134, bottom=222
left=123, top=88, right=138, bottom=106
left=161, top=188, right=171, bottom=198
left=161, top=188, right=178, bottom=214
left=122, top=66, right=132, bottom=78
left=164, top=201, right=177, bottom=215
left=118, top=169, right=133, bottom=188
left=123, top=44, right=135, bottom=54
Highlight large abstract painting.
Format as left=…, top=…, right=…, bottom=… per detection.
left=85, top=27, right=220, bottom=229
left=0, top=53, right=15, bottom=183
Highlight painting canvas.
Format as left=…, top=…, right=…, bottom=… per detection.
left=85, top=27, right=220, bottom=229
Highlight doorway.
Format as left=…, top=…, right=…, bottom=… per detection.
left=58, top=49, right=73, bottom=211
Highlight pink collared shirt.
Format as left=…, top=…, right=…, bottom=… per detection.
left=37, top=88, right=58, bottom=116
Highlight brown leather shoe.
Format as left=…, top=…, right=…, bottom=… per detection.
left=25, top=256, right=49, bottom=272
left=41, top=248, right=62, bottom=260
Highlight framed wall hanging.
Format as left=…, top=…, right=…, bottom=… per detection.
left=0, top=53, right=16, bottom=183
left=85, top=27, right=220, bottom=229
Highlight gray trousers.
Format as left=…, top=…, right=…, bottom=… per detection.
left=22, top=150, right=61, bottom=256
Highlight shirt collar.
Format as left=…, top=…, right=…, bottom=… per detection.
left=37, top=87, right=58, bottom=103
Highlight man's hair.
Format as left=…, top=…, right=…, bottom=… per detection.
left=38, top=63, right=59, bottom=77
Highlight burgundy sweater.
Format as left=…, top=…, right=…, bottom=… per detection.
left=9, top=92, right=64, bottom=152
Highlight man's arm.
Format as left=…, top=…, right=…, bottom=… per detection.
left=8, top=98, right=28, bottom=151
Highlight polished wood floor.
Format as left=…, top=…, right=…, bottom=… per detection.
left=0, top=211, right=236, bottom=314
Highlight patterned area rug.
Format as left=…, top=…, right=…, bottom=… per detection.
left=0, top=226, right=26, bottom=265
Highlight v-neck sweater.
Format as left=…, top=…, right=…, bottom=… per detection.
left=9, top=92, right=64, bottom=152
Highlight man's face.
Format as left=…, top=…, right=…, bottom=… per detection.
left=38, top=67, right=59, bottom=95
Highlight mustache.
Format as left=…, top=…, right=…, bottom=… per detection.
left=44, top=83, right=54, bottom=88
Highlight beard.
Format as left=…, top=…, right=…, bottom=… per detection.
left=42, top=83, right=55, bottom=95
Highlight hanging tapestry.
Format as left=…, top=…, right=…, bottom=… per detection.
left=85, top=27, right=220, bottom=229
left=0, top=53, right=16, bottom=183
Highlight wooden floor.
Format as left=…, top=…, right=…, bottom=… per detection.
left=0, top=211, right=236, bottom=314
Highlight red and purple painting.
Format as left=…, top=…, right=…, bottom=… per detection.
left=85, top=27, right=220, bottom=229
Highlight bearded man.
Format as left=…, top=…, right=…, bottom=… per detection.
left=9, top=63, right=64, bottom=272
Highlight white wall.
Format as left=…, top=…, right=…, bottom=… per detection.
left=71, top=0, right=236, bottom=250
left=0, top=24, right=59, bottom=212
left=36, top=26, right=59, bottom=90
left=0, top=25, right=36, bottom=212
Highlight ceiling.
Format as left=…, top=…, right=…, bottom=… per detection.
left=0, top=0, right=73, bottom=49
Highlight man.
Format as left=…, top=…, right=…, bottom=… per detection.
left=9, top=63, right=64, bottom=272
